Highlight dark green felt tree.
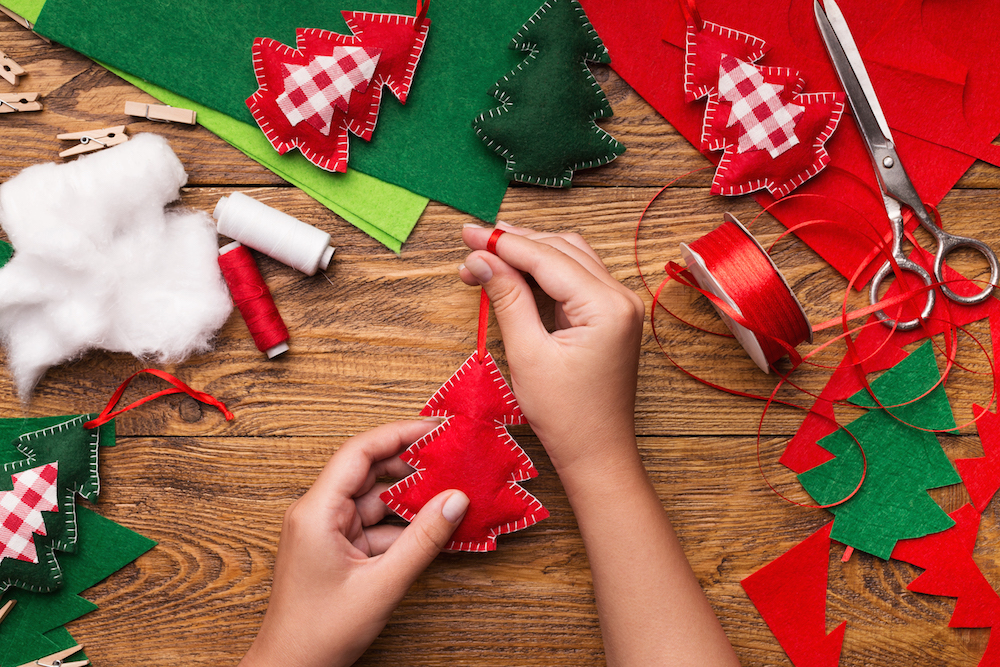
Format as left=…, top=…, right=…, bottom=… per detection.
left=798, top=341, right=961, bottom=559
left=472, top=0, right=625, bottom=187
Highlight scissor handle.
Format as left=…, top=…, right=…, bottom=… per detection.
left=930, top=228, right=1000, bottom=305
left=870, top=256, right=935, bottom=331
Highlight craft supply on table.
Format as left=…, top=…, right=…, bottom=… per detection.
left=0, top=48, right=24, bottom=85
left=472, top=0, right=625, bottom=187
left=0, top=91, right=39, bottom=113
left=678, top=213, right=811, bottom=372
left=218, top=242, right=290, bottom=359
left=381, top=229, right=548, bottom=552
left=0, top=132, right=232, bottom=398
left=815, top=0, right=999, bottom=331
left=123, top=100, right=197, bottom=125
left=214, top=191, right=335, bottom=276
left=56, top=125, right=127, bottom=158
left=14, top=645, right=88, bottom=667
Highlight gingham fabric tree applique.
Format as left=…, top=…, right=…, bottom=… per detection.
left=246, top=2, right=431, bottom=172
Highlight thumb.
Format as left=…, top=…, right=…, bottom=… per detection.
left=378, top=490, right=469, bottom=589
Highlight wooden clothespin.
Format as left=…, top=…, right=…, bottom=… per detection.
left=0, top=48, right=25, bottom=85
left=0, top=599, right=15, bottom=625
left=0, top=92, right=41, bottom=113
left=57, top=126, right=128, bottom=158
left=0, top=6, right=51, bottom=42
left=124, top=101, right=197, bottom=125
left=16, top=645, right=89, bottom=667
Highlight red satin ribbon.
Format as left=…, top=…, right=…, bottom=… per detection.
left=84, top=369, right=235, bottom=429
left=476, top=228, right=506, bottom=363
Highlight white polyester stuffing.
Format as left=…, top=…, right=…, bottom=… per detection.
left=0, top=133, right=232, bottom=399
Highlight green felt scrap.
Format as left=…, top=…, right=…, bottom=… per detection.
left=109, top=68, right=428, bottom=253
left=0, top=415, right=108, bottom=593
left=0, top=240, right=11, bottom=268
left=0, top=0, right=40, bottom=21
left=472, top=0, right=625, bottom=187
left=32, top=0, right=547, bottom=222
left=798, top=342, right=961, bottom=559
left=0, top=507, right=152, bottom=667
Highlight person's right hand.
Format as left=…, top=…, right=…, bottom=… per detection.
left=458, top=222, right=645, bottom=478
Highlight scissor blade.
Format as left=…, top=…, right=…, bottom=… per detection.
left=814, top=0, right=893, bottom=150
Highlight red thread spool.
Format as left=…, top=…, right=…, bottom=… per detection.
left=218, top=242, right=290, bottom=359
left=680, top=213, right=811, bottom=372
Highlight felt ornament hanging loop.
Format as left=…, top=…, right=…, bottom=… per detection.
left=678, top=213, right=812, bottom=372
left=84, top=369, right=234, bottom=429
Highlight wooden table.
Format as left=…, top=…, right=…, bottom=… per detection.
left=3, top=11, right=1000, bottom=666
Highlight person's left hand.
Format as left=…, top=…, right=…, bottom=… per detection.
left=240, top=420, right=470, bottom=667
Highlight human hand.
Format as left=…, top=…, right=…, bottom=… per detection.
left=458, top=222, right=645, bottom=479
left=239, top=420, right=469, bottom=667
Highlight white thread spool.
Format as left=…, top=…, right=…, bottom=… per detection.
left=213, top=192, right=335, bottom=276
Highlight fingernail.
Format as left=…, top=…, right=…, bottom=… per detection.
left=464, top=255, right=493, bottom=283
left=496, top=220, right=514, bottom=229
left=442, top=491, right=470, bottom=523
left=463, top=222, right=483, bottom=229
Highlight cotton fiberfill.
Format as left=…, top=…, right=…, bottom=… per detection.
left=0, top=133, right=232, bottom=398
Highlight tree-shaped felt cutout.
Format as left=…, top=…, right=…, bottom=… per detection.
left=798, top=342, right=961, bottom=559
left=0, top=414, right=107, bottom=593
left=472, top=0, right=625, bottom=187
left=247, top=5, right=431, bottom=172
left=381, top=351, right=548, bottom=552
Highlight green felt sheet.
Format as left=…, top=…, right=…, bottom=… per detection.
left=473, top=0, right=625, bottom=187
left=31, top=0, right=544, bottom=222
left=0, top=241, right=11, bottom=268
left=798, top=342, right=961, bottom=559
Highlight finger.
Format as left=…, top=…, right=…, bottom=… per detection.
left=376, top=490, right=469, bottom=591
left=364, top=524, right=405, bottom=556
left=460, top=249, right=551, bottom=353
left=370, top=455, right=415, bottom=483
left=497, top=221, right=606, bottom=269
left=355, top=481, right=394, bottom=526
left=310, top=420, right=440, bottom=501
left=463, top=230, right=611, bottom=310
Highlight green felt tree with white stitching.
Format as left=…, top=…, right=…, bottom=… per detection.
left=472, top=0, right=625, bottom=187
left=0, top=415, right=107, bottom=593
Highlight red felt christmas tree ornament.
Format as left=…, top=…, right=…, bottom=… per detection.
left=246, top=1, right=432, bottom=172
left=381, top=230, right=549, bottom=552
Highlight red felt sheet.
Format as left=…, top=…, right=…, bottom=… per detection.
left=579, top=0, right=1000, bottom=284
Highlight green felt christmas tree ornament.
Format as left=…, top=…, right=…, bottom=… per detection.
left=472, top=0, right=625, bottom=187
left=0, top=415, right=112, bottom=594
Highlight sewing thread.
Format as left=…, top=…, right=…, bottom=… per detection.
left=218, top=242, right=290, bottom=359
left=214, top=192, right=335, bottom=276
left=680, top=213, right=812, bottom=371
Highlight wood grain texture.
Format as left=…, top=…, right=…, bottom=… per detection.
left=3, top=11, right=1000, bottom=667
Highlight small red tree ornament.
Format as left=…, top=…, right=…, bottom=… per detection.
left=381, top=275, right=548, bottom=552
left=247, top=2, right=431, bottom=172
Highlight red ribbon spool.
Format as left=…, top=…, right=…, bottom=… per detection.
left=680, top=213, right=812, bottom=372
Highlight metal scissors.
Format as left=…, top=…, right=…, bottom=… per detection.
left=814, top=0, right=999, bottom=330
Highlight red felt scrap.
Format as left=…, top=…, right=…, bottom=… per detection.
left=783, top=246, right=1000, bottom=474
left=380, top=351, right=548, bottom=552
left=578, top=0, right=1000, bottom=284
left=741, top=522, right=846, bottom=667
left=892, top=504, right=1000, bottom=636
left=956, top=405, right=1000, bottom=514
left=246, top=7, right=431, bottom=172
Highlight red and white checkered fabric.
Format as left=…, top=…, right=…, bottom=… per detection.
left=719, top=55, right=804, bottom=158
left=0, top=463, right=59, bottom=564
left=277, top=45, right=382, bottom=136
